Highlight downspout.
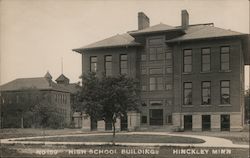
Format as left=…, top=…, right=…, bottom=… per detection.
left=178, top=41, right=183, bottom=130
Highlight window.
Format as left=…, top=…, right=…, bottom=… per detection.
left=149, top=47, right=164, bottom=60
left=16, top=95, right=19, bottom=103
left=105, top=55, right=112, bottom=76
left=166, top=77, right=172, bottom=90
left=149, top=77, right=164, bottom=91
left=220, top=46, right=230, bottom=71
left=221, top=81, right=230, bottom=104
left=183, top=82, right=192, bottom=105
left=148, top=38, right=163, bottom=45
left=166, top=52, right=172, bottom=60
left=141, top=54, right=146, bottom=61
left=141, top=101, right=147, bottom=106
left=166, top=115, right=172, bottom=124
left=141, top=116, right=147, bottom=124
left=166, top=84, right=172, bottom=90
left=141, top=78, right=147, bottom=91
left=149, top=100, right=163, bottom=106
left=90, top=56, right=97, bottom=72
left=141, top=67, right=147, bottom=75
left=202, top=81, right=211, bottom=105
left=48, top=95, right=51, bottom=103
left=166, top=99, right=172, bottom=106
left=201, top=48, right=211, bottom=72
left=183, top=49, right=192, bottom=73
left=166, top=66, right=172, bottom=74
left=120, top=54, right=128, bottom=74
left=149, top=68, right=162, bottom=74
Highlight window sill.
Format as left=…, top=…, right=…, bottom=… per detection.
left=182, top=72, right=192, bottom=75
left=166, top=123, right=173, bottom=125
left=219, top=70, right=232, bottom=73
left=182, top=105, right=194, bottom=107
left=218, top=104, right=232, bottom=107
left=200, top=104, right=212, bottom=107
left=149, top=90, right=165, bottom=92
left=200, top=71, right=212, bottom=74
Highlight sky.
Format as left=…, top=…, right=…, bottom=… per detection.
left=0, top=0, right=249, bottom=89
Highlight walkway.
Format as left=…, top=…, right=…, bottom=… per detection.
left=0, top=132, right=249, bottom=148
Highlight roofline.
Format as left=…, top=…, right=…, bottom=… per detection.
left=73, top=44, right=141, bottom=53
left=128, top=28, right=184, bottom=36
left=0, top=88, right=71, bottom=93
left=166, top=33, right=250, bottom=65
left=166, top=34, right=247, bottom=43
left=174, top=23, right=215, bottom=29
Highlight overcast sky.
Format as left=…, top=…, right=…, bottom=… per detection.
left=0, top=0, right=249, bottom=88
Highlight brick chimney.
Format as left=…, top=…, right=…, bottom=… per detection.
left=138, top=12, right=150, bottom=30
left=181, top=10, right=189, bottom=29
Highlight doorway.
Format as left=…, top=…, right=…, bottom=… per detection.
left=221, top=115, right=230, bottom=131
left=184, top=115, right=192, bottom=131
left=202, top=115, right=211, bottom=131
left=90, top=118, right=97, bottom=131
left=149, top=109, right=163, bottom=125
left=120, top=114, right=128, bottom=131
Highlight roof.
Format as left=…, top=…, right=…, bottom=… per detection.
left=55, top=74, right=69, bottom=82
left=44, top=72, right=52, bottom=80
left=166, top=24, right=245, bottom=42
left=166, top=24, right=249, bottom=65
left=0, top=77, right=70, bottom=92
left=73, top=33, right=141, bottom=52
left=129, top=23, right=183, bottom=35
left=73, top=22, right=249, bottom=64
left=61, top=83, right=81, bottom=94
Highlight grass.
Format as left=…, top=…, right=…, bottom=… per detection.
left=0, top=129, right=249, bottom=158
left=0, top=128, right=85, bottom=139
left=16, top=134, right=205, bottom=144
left=182, top=131, right=249, bottom=145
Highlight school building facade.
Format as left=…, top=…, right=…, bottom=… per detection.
left=73, top=10, right=249, bottom=131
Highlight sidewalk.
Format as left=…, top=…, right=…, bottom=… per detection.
left=0, top=132, right=249, bottom=149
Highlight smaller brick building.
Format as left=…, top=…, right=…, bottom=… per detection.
left=0, top=72, right=72, bottom=128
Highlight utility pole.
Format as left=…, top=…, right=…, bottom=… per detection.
left=61, top=57, right=64, bottom=74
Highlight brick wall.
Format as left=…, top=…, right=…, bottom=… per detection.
left=172, top=38, right=244, bottom=113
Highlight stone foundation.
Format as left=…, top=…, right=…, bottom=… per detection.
left=127, top=111, right=140, bottom=131
left=172, top=112, right=243, bottom=132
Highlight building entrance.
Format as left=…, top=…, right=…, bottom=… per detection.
left=90, top=118, right=97, bottom=131
left=202, top=115, right=211, bottom=131
left=221, top=115, right=230, bottom=131
left=149, top=109, right=163, bottom=125
left=120, top=115, right=128, bottom=131
left=184, top=115, right=192, bottom=131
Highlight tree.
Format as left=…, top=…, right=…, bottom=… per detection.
left=80, top=72, right=104, bottom=122
left=1, top=88, right=41, bottom=128
left=79, top=72, right=140, bottom=143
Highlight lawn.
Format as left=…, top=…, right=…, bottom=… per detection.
left=182, top=131, right=249, bottom=145
left=0, top=128, right=85, bottom=139
left=16, top=134, right=205, bottom=144
left=1, top=129, right=249, bottom=158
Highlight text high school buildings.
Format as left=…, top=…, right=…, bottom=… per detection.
left=73, top=10, right=250, bottom=132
